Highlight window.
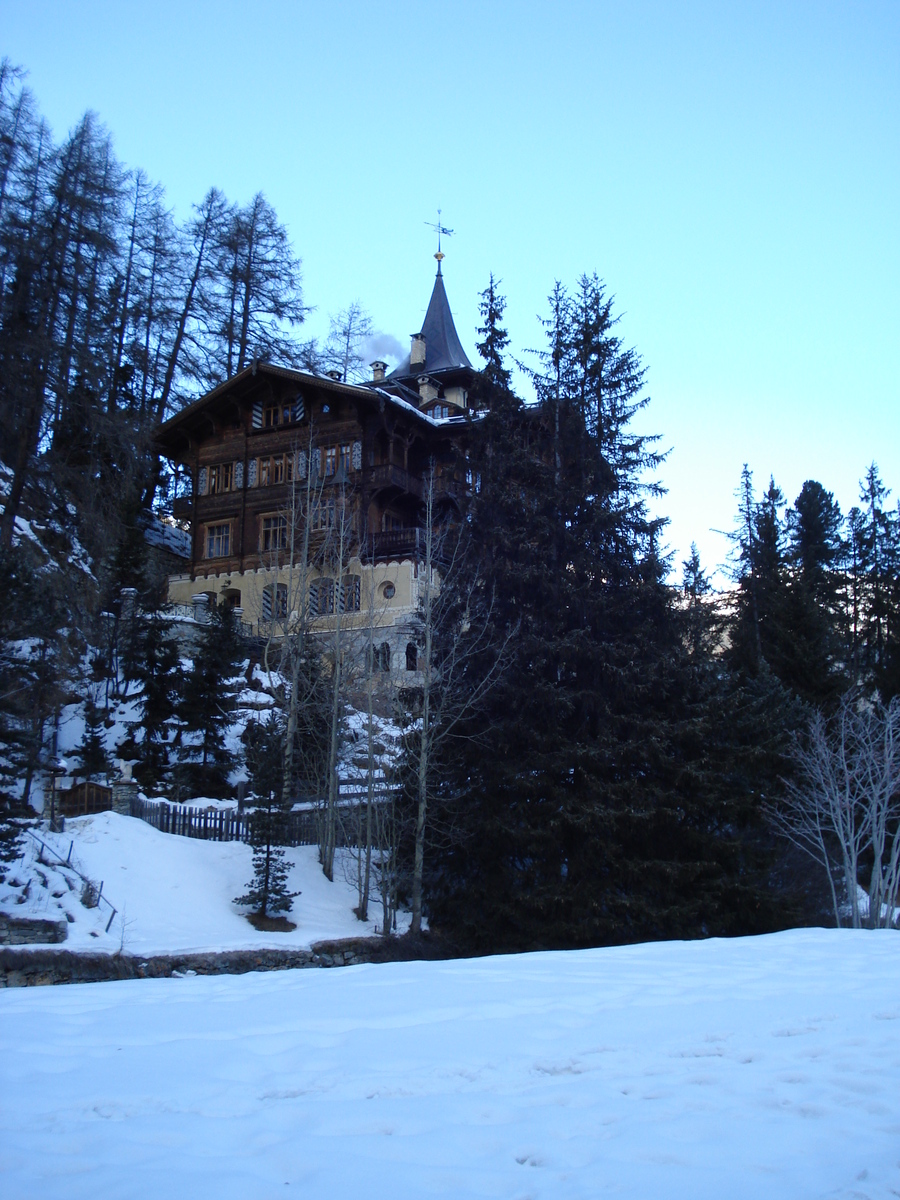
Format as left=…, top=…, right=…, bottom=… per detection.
left=317, top=444, right=358, bottom=478
left=406, top=643, right=418, bottom=671
left=381, top=581, right=395, bottom=600
left=262, top=582, right=288, bottom=620
left=206, top=524, right=230, bottom=558
left=382, top=513, right=403, bottom=532
left=311, top=497, right=336, bottom=530
left=261, top=515, right=287, bottom=552
left=428, top=404, right=453, bottom=420
left=264, top=401, right=293, bottom=428
left=206, top=462, right=234, bottom=495
left=340, top=574, right=361, bottom=613
left=257, top=455, right=292, bottom=486
left=310, top=577, right=334, bottom=616
left=376, top=643, right=391, bottom=672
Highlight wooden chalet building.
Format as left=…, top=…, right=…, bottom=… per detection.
left=155, top=263, right=481, bottom=681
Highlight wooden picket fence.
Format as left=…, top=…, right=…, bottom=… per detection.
left=131, top=787, right=397, bottom=849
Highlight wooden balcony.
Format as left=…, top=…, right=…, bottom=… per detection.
left=360, top=528, right=426, bottom=562
left=367, top=463, right=423, bottom=499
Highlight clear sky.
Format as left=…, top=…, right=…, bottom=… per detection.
left=2, top=0, right=897, bottom=579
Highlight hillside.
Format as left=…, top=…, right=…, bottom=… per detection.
left=1, top=812, right=406, bottom=954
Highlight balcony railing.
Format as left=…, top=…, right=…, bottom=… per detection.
left=367, top=463, right=422, bottom=498
left=360, top=528, right=426, bottom=562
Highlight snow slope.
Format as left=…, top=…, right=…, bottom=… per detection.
left=2, top=812, right=400, bottom=953
left=1, top=929, right=899, bottom=1198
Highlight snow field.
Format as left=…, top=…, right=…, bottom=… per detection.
left=1, top=929, right=899, bottom=1198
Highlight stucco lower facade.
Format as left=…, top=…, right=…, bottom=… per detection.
left=166, top=555, right=430, bottom=686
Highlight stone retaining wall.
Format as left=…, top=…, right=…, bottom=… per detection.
left=0, top=942, right=372, bottom=987
left=0, top=914, right=68, bottom=946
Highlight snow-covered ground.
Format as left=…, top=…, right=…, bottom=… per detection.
left=1, top=929, right=898, bottom=1198
left=1, top=812, right=401, bottom=953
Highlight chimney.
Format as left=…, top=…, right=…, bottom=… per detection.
left=410, top=333, right=426, bottom=368
left=417, top=375, right=439, bottom=405
left=370, top=360, right=387, bottom=383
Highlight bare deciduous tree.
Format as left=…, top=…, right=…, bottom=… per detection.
left=771, top=695, right=900, bottom=928
left=405, top=466, right=514, bottom=935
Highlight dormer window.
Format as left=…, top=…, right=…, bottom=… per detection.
left=263, top=401, right=293, bottom=428
left=427, top=403, right=453, bottom=420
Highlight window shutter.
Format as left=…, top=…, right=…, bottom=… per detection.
left=308, top=580, right=319, bottom=618
left=293, top=394, right=305, bottom=422
left=247, top=459, right=258, bottom=488
left=233, top=460, right=244, bottom=489
left=252, top=400, right=263, bottom=429
left=313, top=447, right=321, bottom=476
left=198, top=467, right=208, bottom=495
left=262, top=586, right=272, bottom=621
left=352, top=441, right=362, bottom=471
left=297, top=450, right=307, bottom=479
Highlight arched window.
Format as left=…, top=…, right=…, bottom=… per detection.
left=309, top=578, right=334, bottom=616
left=406, top=643, right=418, bottom=672
left=377, top=643, right=391, bottom=672
left=262, top=583, right=287, bottom=620
left=340, top=575, right=361, bottom=613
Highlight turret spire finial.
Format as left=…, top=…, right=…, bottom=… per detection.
left=425, top=208, right=453, bottom=272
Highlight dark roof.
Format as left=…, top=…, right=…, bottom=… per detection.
left=154, top=361, right=444, bottom=457
left=388, top=267, right=474, bottom=381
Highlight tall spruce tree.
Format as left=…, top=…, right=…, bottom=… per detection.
left=426, top=277, right=789, bottom=951
left=782, top=480, right=846, bottom=706
left=176, top=606, right=243, bottom=797
left=121, top=611, right=180, bottom=791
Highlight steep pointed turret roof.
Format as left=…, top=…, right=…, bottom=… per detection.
left=388, top=265, right=474, bottom=381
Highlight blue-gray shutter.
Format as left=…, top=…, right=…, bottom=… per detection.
left=247, top=459, right=258, bottom=488
left=293, top=394, right=305, bottom=422
left=352, top=441, right=362, bottom=470
left=233, top=460, right=244, bottom=489
left=313, top=447, right=321, bottom=476
left=252, top=400, right=263, bottom=429
left=262, top=586, right=272, bottom=620
left=296, top=450, right=307, bottom=479
left=198, top=467, right=208, bottom=495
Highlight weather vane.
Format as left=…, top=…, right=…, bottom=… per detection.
left=425, top=209, right=453, bottom=264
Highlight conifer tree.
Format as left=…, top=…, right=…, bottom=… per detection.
left=73, top=689, right=109, bottom=782
left=236, top=716, right=298, bottom=919
left=847, top=465, right=900, bottom=698
left=176, top=606, right=243, bottom=797
left=783, top=480, right=846, bottom=706
left=428, top=276, right=806, bottom=950
left=122, top=611, right=180, bottom=791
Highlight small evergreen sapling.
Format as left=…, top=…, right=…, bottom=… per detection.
left=236, top=718, right=298, bottom=919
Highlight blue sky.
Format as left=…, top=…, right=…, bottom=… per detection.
left=2, top=0, right=897, bottom=577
